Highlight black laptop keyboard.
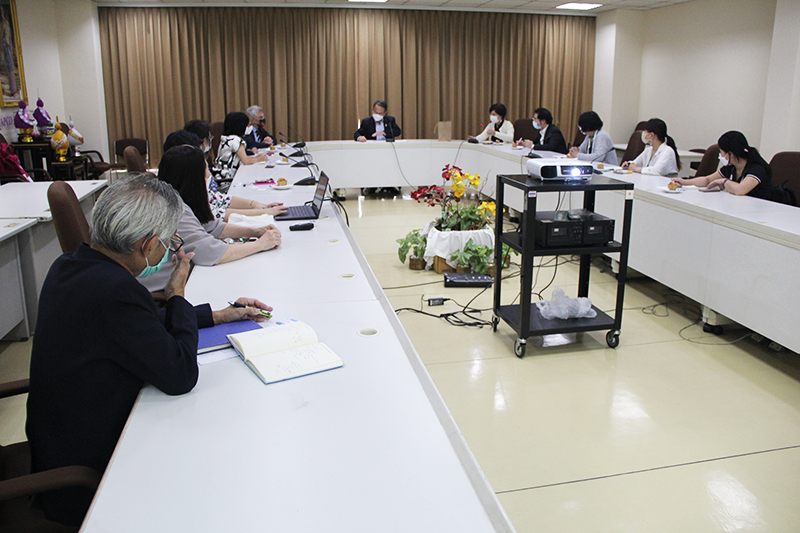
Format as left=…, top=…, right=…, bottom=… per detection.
left=285, top=205, right=315, bottom=218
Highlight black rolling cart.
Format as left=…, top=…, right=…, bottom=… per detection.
left=491, top=174, right=634, bottom=357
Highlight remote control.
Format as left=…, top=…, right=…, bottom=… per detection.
left=289, top=222, right=314, bottom=231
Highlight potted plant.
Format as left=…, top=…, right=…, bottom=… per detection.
left=449, top=239, right=494, bottom=275
left=411, top=165, right=497, bottom=274
left=396, top=229, right=427, bottom=270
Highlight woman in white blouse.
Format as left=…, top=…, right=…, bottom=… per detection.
left=621, top=118, right=681, bottom=177
left=471, top=103, right=515, bottom=143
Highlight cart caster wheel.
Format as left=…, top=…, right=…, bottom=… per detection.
left=491, top=315, right=499, bottom=332
left=606, top=331, right=620, bottom=348
left=514, top=339, right=527, bottom=358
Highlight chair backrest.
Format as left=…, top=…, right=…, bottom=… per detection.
left=571, top=129, right=585, bottom=149
left=694, top=144, right=720, bottom=177
left=114, top=138, right=148, bottom=165
left=621, top=130, right=646, bottom=164
left=512, top=118, right=537, bottom=143
left=47, top=181, right=91, bottom=254
left=769, top=151, right=800, bottom=188
left=634, top=121, right=648, bottom=132
left=123, top=145, right=146, bottom=173
left=209, top=121, right=224, bottom=159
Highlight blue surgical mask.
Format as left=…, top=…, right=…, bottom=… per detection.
left=137, top=241, right=169, bottom=279
left=532, top=120, right=541, bottom=130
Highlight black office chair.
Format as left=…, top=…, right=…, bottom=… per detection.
left=513, top=118, right=537, bottom=144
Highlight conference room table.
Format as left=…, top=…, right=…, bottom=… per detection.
left=307, top=139, right=800, bottom=353
left=0, top=218, right=36, bottom=340
left=80, top=160, right=514, bottom=531
left=0, top=180, right=107, bottom=331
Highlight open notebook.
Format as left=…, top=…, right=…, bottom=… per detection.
left=227, top=321, right=342, bottom=384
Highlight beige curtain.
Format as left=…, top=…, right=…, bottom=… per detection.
left=99, top=7, right=595, bottom=165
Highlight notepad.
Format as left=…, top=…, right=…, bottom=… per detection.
left=227, top=321, right=343, bottom=384
left=197, top=320, right=263, bottom=354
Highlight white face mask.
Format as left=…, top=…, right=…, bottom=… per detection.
left=532, top=120, right=541, bottom=130
left=641, top=132, right=651, bottom=145
left=718, top=154, right=728, bottom=165
left=489, top=115, right=499, bottom=124
left=372, top=113, right=383, bottom=122
left=203, top=144, right=211, bottom=153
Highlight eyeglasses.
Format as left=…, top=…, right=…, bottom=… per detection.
left=162, top=235, right=184, bottom=253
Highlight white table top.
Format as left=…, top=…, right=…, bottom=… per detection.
left=82, top=160, right=513, bottom=532
left=0, top=180, right=107, bottom=221
left=0, top=218, right=36, bottom=241
left=612, top=143, right=702, bottom=159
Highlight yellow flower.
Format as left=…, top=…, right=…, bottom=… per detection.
left=452, top=182, right=466, bottom=197
left=469, top=174, right=481, bottom=188
left=478, top=201, right=496, bottom=216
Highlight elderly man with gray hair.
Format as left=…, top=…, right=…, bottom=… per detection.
left=244, top=104, right=274, bottom=153
left=26, top=174, right=272, bottom=527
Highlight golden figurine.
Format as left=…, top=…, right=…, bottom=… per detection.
left=50, top=118, right=70, bottom=162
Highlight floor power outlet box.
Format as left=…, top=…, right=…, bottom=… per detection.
left=443, top=272, right=494, bottom=287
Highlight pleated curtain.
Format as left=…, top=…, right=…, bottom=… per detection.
left=99, top=7, right=595, bottom=165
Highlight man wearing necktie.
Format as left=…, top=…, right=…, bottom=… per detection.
left=244, top=105, right=275, bottom=154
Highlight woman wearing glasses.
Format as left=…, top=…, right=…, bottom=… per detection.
left=139, top=145, right=282, bottom=293
left=568, top=111, right=618, bottom=165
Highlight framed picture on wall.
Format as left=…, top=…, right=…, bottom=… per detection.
left=0, top=0, right=26, bottom=107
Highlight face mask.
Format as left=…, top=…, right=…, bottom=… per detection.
left=489, top=115, right=499, bottom=124
left=641, top=132, right=651, bottom=145
left=532, top=120, right=541, bottom=130
left=718, top=154, right=728, bottom=166
left=372, top=113, right=383, bottom=122
left=137, top=241, right=169, bottom=279
left=203, top=143, right=211, bottom=153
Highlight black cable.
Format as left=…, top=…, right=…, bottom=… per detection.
left=327, top=197, right=349, bottom=226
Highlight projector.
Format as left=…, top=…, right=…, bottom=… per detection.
left=526, top=158, right=594, bottom=180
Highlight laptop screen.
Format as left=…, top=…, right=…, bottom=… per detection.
left=312, top=172, right=329, bottom=214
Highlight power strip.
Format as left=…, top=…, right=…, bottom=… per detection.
left=443, top=272, right=493, bottom=288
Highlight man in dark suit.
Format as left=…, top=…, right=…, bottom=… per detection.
left=355, top=99, right=402, bottom=142
left=517, top=107, right=568, bottom=154
left=244, top=105, right=275, bottom=153
left=25, top=174, right=271, bottom=526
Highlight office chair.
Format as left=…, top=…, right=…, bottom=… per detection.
left=0, top=379, right=101, bottom=533
left=769, top=151, right=800, bottom=204
left=620, top=130, right=646, bottom=164
left=47, top=182, right=91, bottom=254
left=113, top=138, right=148, bottom=168
left=79, top=151, right=112, bottom=180
left=571, top=129, right=585, bottom=150
left=512, top=118, right=538, bottom=144
left=692, top=144, right=720, bottom=177
left=123, top=146, right=146, bottom=173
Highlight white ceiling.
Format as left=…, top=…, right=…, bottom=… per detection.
left=95, top=0, right=696, bottom=15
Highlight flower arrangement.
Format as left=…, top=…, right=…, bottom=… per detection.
left=410, top=165, right=496, bottom=231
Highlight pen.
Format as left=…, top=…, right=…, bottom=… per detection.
left=228, top=301, right=272, bottom=318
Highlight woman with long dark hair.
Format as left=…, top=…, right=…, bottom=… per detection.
left=215, top=111, right=268, bottom=180
left=139, top=145, right=281, bottom=292
left=622, top=118, right=681, bottom=176
left=673, top=131, right=773, bottom=200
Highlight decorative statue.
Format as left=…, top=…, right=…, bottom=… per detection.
left=67, top=115, right=84, bottom=148
left=50, top=117, right=69, bottom=162
left=33, top=98, right=55, bottom=136
left=14, top=100, right=36, bottom=143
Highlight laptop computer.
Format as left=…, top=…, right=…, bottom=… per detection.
left=274, top=172, right=329, bottom=221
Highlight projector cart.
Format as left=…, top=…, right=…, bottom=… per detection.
left=492, top=174, right=634, bottom=357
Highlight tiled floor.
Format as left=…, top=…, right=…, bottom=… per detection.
left=1, top=192, right=798, bottom=532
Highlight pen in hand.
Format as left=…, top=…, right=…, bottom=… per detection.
left=228, top=301, right=272, bottom=318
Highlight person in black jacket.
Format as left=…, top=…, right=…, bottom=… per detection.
left=516, top=108, right=568, bottom=154
left=355, top=100, right=401, bottom=142
left=25, top=174, right=271, bottom=526
left=243, top=105, right=275, bottom=153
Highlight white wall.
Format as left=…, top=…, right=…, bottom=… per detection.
left=638, top=0, right=776, bottom=153
left=1, top=0, right=108, bottom=159
left=592, top=10, right=645, bottom=144
left=760, top=0, right=800, bottom=159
